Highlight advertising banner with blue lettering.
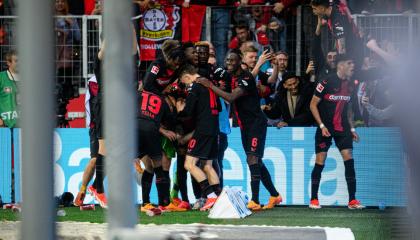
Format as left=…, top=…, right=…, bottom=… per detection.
left=0, top=128, right=12, bottom=203
left=12, top=127, right=407, bottom=206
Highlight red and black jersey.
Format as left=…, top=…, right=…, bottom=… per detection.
left=198, top=63, right=216, bottom=83
left=143, top=59, right=178, bottom=95
left=328, top=2, right=363, bottom=62
left=138, top=90, right=173, bottom=130
left=178, top=82, right=220, bottom=136
left=314, top=73, right=356, bottom=134
left=231, top=70, right=267, bottom=129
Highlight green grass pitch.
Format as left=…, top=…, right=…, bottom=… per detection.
left=0, top=206, right=393, bottom=239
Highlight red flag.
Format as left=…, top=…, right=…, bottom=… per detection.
left=181, top=5, right=206, bottom=43
left=84, top=0, right=95, bottom=15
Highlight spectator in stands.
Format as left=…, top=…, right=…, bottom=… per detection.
left=267, top=16, right=286, bottom=52
left=229, top=21, right=269, bottom=52
left=309, top=16, right=337, bottom=82
left=267, top=51, right=288, bottom=100
left=357, top=38, right=398, bottom=126
left=55, top=0, right=82, bottom=96
left=248, top=5, right=270, bottom=34
left=208, top=42, right=217, bottom=65
left=241, top=45, right=272, bottom=103
left=0, top=49, right=19, bottom=128
left=361, top=89, right=394, bottom=126
left=197, top=1, right=234, bottom=65
left=262, top=72, right=314, bottom=128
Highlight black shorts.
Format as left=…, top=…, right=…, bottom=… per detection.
left=240, top=125, right=267, bottom=158
left=187, top=132, right=218, bottom=160
left=315, top=128, right=353, bottom=153
left=138, top=124, right=162, bottom=161
left=89, top=128, right=99, bottom=158
left=93, top=103, right=104, bottom=139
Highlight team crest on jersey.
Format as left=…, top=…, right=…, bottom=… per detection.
left=316, top=83, right=324, bottom=93
left=151, top=66, right=160, bottom=75
left=3, top=87, right=11, bottom=93
left=241, top=79, right=248, bottom=86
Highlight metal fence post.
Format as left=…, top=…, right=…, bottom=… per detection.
left=103, top=0, right=137, bottom=232
left=17, top=0, right=55, bottom=239
left=296, top=5, right=302, bottom=76
left=206, top=7, right=212, bottom=42
left=82, top=16, right=88, bottom=80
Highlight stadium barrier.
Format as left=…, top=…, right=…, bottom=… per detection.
left=5, top=127, right=406, bottom=207
left=0, top=128, right=12, bottom=203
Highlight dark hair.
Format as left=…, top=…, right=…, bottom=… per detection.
left=335, top=54, right=352, bottom=63
left=195, top=41, right=210, bottom=48
left=282, top=72, right=299, bottom=82
left=179, top=64, right=198, bottom=77
left=234, top=20, right=250, bottom=31
left=276, top=50, right=289, bottom=58
left=227, top=49, right=243, bottom=59
left=311, top=0, right=330, bottom=7
left=182, top=41, right=195, bottom=51
left=327, top=48, right=337, bottom=54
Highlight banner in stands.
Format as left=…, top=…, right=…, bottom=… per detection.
left=11, top=128, right=406, bottom=206
left=138, top=4, right=181, bottom=61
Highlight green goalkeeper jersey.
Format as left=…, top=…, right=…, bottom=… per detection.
left=0, top=71, right=19, bottom=127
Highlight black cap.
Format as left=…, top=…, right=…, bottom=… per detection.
left=282, top=72, right=298, bottom=82
left=335, top=54, right=352, bottom=63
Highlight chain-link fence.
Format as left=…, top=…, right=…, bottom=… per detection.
left=0, top=15, right=101, bottom=89
left=353, top=13, right=420, bottom=56
left=0, top=11, right=418, bottom=88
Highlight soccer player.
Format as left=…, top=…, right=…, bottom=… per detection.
left=310, top=0, right=363, bottom=66
left=74, top=76, right=99, bottom=207
left=138, top=89, right=185, bottom=211
left=142, top=39, right=184, bottom=94
left=309, top=54, right=365, bottom=209
left=197, top=50, right=282, bottom=211
left=87, top=44, right=107, bottom=208
left=176, top=64, right=221, bottom=211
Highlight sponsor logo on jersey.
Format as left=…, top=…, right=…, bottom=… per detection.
left=156, top=78, right=171, bottom=86
left=151, top=66, right=160, bottom=75
left=326, top=94, right=351, bottom=101
left=335, top=26, right=344, bottom=32
left=316, top=83, right=324, bottom=93
left=241, top=79, right=248, bottom=86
